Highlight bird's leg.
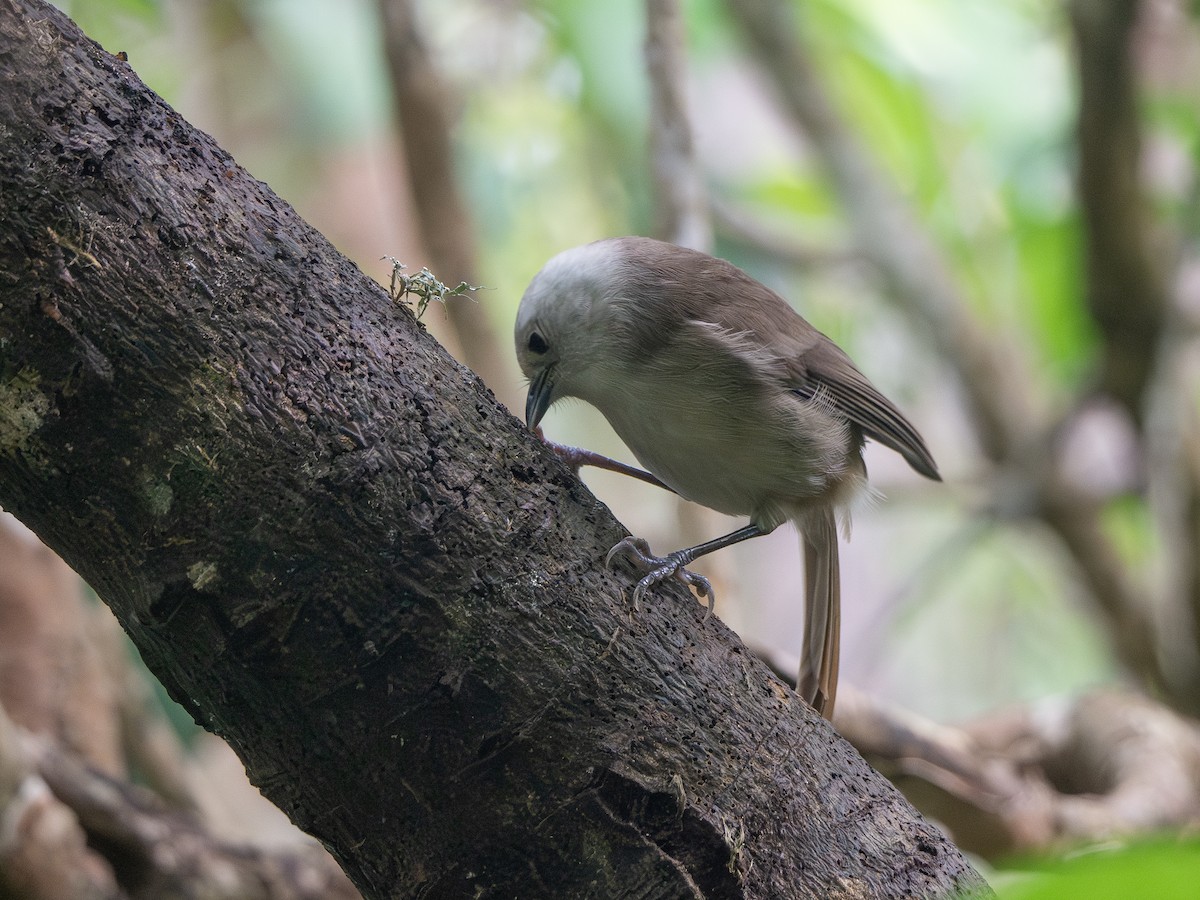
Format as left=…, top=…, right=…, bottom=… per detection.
left=534, top=427, right=675, bottom=492
left=531, top=428, right=762, bottom=614
left=606, top=524, right=769, bottom=615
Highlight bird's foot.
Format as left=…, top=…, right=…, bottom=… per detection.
left=605, top=536, right=715, bottom=616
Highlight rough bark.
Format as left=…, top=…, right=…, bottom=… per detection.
left=0, top=2, right=990, bottom=897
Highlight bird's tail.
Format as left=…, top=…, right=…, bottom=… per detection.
left=798, top=507, right=841, bottom=720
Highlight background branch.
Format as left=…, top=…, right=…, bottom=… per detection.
left=755, top=647, right=1200, bottom=858
left=1070, top=0, right=1171, bottom=420
left=0, top=703, right=360, bottom=900
left=644, top=0, right=712, bottom=251
left=723, top=0, right=1171, bottom=698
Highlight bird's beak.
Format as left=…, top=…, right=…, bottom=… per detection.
left=525, top=367, right=555, bottom=430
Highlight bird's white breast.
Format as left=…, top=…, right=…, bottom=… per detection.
left=576, top=361, right=846, bottom=528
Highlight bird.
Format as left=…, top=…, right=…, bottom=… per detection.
left=514, top=236, right=939, bottom=718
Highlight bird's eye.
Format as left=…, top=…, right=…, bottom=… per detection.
left=527, top=331, right=549, bottom=355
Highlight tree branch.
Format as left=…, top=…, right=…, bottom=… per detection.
left=0, top=2, right=990, bottom=896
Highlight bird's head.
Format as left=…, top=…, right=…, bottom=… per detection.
left=514, top=240, right=627, bottom=430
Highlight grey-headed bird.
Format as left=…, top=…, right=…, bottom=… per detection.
left=515, top=236, right=939, bottom=718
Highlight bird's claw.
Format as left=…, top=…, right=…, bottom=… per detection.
left=605, top=536, right=715, bottom=617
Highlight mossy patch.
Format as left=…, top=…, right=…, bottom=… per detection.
left=0, top=368, right=50, bottom=454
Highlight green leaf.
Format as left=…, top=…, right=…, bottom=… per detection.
left=996, top=840, right=1200, bottom=900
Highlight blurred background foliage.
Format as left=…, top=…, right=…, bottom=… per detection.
left=46, top=0, right=1200, bottom=891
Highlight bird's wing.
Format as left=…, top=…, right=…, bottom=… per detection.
left=792, top=340, right=940, bottom=481
left=612, top=243, right=940, bottom=481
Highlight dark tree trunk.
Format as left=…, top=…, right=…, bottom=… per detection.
left=0, top=2, right=991, bottom=897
